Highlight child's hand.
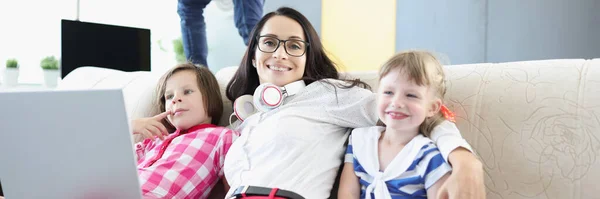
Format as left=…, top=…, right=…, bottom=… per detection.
left=131, top=111, right=171, bottom=140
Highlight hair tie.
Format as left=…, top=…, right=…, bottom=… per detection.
left=440, top=104, right=456, bottom=123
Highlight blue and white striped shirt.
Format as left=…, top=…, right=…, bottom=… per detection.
left=345, top=127, right=452, bottom=199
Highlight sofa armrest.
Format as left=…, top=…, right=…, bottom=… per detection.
left=57, top=66, right=122, bottom=90
left=57, top=66, right=163, bottom=121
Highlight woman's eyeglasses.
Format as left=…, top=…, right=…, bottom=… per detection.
left=256, top=35, right=309, bottom=57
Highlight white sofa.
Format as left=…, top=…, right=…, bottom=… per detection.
left=57, top=59, right=600, bottom=199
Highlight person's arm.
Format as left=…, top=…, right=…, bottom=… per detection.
left=218, top=128, right=237, bottom=193
left=429, top=121, right=485, bottom=199
left=208, top=127, right=236, bottom=199
left=338, top=133, right=361, bottom=198
left=429, top=121, right=473, bottom=161
left=427, top=173, right=450, bottom=199
left=139, top=129, right=219, bottom=198
left=133, top=139, right=152, bottom=162
left=438, top=148, right=485, bottom=199
left=323, top=83, right=379, bottom=128
left=419, top=146, right=453, bottom=199
left=131, top=111, right=171, bottom=141
left=338, top=163, right=361, bottom=199
left=131, top=112, right=171, bottom=161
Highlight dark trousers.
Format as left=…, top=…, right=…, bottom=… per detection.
left=177, top=0, right=264, bottom=67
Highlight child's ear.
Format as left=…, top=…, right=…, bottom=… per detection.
left=252, top=60, right=256, bottom=68
left=427, top=98, right=442, bottom=117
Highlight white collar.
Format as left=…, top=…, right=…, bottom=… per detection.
left=351, top=127, right=431, bottom=199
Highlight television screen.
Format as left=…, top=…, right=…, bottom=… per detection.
left=61, top=19, right=151, bottom=78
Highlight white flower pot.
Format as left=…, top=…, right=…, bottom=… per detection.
left=43, top=69, right=60, bottom=88
left=2, top=68, right=19, bottom=87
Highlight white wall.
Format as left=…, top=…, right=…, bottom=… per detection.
left=0, top=0, right=78, bottom=84
left=395, top=0, right=600, bottom=65
left=204, top=1, right=247, bottom=73
left=395, top=0, right=487, bottom=64
left=0, top=0, right=182, bottom=83
left=206, top=0, right=322, bottom=73
left=487, top=0, right=600, bottom=62
left=264, top=0, right=322, bottom=35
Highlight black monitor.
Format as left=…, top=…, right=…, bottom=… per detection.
left=61, top=19, right=151, bottom=78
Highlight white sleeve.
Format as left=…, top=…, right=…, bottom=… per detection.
left=323, top=82, right=379, bottom=128
left=429, top=120, right=474, bottom=162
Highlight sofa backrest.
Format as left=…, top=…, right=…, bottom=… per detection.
left=58, top=59, right=600, bottom=198
left=444, top=59, right=600, bottom=199
left=57, top=66, right=380, bottom=128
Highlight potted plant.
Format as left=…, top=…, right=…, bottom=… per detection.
left=173, top=37, right=186, bottom=63
left=2, top=58, right=19, bottom=87
left=41, top=56, right=60, bottom=87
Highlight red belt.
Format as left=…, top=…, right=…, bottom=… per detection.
left=231, top=186, right=305, bottom=199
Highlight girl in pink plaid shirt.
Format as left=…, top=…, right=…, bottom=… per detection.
left=131, top=63, right=238, bottom=199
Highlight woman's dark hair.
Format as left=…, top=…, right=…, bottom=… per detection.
left=226, top=7, right=368, bottom=102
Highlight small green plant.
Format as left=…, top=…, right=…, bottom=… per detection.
left=6, top=59, right=18, bottom=69
left=41, top=56, right=59, bottom=70
left=173, top=37, right=186, bottom=63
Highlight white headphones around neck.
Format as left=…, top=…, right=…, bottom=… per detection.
left=231, top=80, right=306, bottom=123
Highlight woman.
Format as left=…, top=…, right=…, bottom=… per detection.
left=224, top=7, right=484, bottom=199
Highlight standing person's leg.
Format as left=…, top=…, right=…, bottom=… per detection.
left=232, top=0, right=264, bottom=45
left=177, top=0, right=212, bottom=67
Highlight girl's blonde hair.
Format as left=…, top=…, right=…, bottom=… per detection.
left=378, top=51, right=447, bottom=137
left=156, top=63, right=224, bottom=133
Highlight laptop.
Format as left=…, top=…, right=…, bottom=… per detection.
left=0, top=89, right=142, bottom=199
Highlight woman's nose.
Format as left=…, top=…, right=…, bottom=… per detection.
left=272, top=44, right=288, bottom=60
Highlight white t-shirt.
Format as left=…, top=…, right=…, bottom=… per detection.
left=223, top=79, right=472, bottom=198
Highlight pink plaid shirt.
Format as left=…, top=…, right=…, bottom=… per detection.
left=135, top=123, right=238, bottom=199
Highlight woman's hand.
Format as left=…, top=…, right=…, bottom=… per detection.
left=438, top=148, right=486, bottom=199
left=131, top=111, right=171, bottom=140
